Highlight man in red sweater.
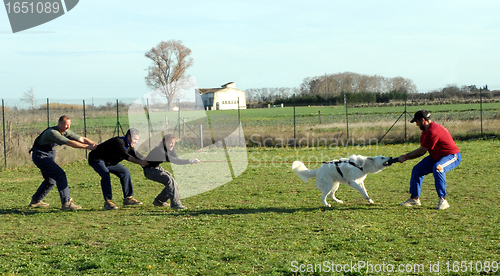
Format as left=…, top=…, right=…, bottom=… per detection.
left=397, top=110, right=461, bottom=210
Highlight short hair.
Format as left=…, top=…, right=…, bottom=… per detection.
left=163, top=134, right=180, bottom=142
left=58, top=115, right=70, bottom=123
left=126, top=128, right=140, bottom=137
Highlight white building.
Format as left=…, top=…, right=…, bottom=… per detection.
left=196, top=82, right=247, bottom=110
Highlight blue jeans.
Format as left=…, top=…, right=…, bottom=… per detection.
left=409, top=152, right=462, bottom=198
left=31, top=150, right=71, bottom=204
left=89, top=159, right=134, bottom=201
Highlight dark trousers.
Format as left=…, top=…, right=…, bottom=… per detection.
left=89, top=159, right=134, bottom=201
left=31, top=151, right=70, bottom=204
left=143, top=166, right=182, bottom=206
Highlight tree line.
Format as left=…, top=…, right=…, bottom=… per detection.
left=246, top=72, right=496, bottom=105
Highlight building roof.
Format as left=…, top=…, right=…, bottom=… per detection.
left=197, top=82, right=240, bottom=95
left=197, top=88, right=222, bottom=95
left=221, top=82, right=236, bottom=88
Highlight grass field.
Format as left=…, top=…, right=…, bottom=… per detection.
left=0, top=139, right=499, bottom=275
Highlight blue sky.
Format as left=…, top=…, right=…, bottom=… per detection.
left=1, top=0, right=499, bottom=101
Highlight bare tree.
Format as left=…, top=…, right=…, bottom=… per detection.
left=390, top=76, right=417, bottom=93
left=300, top=72, right=417, bottom=96
left=21, top=87, right=36, bottom=109
left=145, top=40, right=193, bottom=110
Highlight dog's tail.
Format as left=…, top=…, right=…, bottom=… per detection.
left=292, top=161, right=317, bottom=182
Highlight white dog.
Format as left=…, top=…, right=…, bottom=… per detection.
left=292, top=155, right=392, bottom=207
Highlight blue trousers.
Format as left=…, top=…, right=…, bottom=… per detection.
left=31, top=150, right=70, bottom=204
left=89, top=159, right=134, bottom=201
left=409, top=152, right=461, bottom=198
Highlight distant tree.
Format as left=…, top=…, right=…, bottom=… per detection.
left=462, top=85, right=478, bottom=92
left=299, top=72, right=417, bottom=97
left=390, top=76, right=417, bottom=93
left=245, top=88, right=258, bottom=104
left=145, top=40, right=193, bottom=110
left=441, top=85, right=461, bottom=99
left=21, top=87, right=36, bottom=109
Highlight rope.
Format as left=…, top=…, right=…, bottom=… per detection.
left=200, top=160, right=324, bottom=164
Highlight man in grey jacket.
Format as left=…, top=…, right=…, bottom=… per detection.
left=143, top=134, right=200, bottom=209
left=29, top=115, right=97, bottom=210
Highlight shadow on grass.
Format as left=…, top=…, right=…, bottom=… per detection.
left=143, top=204, right=387, bottom=217
left=0, top=204, right=392, bottom=216
left=0, top=207, right=98, bottom=215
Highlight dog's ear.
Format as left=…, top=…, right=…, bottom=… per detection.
left=367, top=157, right=374, bottom=162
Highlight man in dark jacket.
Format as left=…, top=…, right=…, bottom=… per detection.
left=30, top=115, right=97, bottom=210
left=142, top=134, right=200, bottom=209
left=88, top=128, right=149, bottom=210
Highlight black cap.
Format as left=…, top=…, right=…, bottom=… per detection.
left=410, top=110, right=431, bottom=123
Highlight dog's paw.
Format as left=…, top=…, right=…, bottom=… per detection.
left=368, top=199, right=374, bottom=204
left=335, top=200, right=344, bottom=204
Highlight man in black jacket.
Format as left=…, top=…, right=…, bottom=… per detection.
left=88, top=128, right=148, bottom=210
left=143, top=134, right=200, bottom=209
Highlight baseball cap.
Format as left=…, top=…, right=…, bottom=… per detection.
left=410, top=110, right=431, bottom=123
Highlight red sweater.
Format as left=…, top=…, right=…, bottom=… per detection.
left=420, top=122, right=460, bottom=160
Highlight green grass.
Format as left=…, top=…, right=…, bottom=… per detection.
left=0, top=139, right=499, bottom=275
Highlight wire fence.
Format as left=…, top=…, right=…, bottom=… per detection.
left=1, top=95, right=499, bottom=169
left=273, top=97, right=499, bottom=147
left=0, top=98, right=132, bottom=169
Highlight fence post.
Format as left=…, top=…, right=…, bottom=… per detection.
left=2, top=99, right=6, bottom=168
left=293, top=95, right=296, bottom=148
left=238, top=97, right=241, bottom=145
left=344, top=92, right=349, bottom=146
left=83, top=100, right=87, bottom=158
left=480, top=88, right=483, bottom=136
left=147, top=98, right=151, bottom=150
left=199, top=124, right=203, bottom=149
left=404, top=91, right=407, bottom=142
left=113, top=99, right=124, bottom=136
left=178, top=98, right=181, bottom=139
left=46, top=98, right=50, bottom=128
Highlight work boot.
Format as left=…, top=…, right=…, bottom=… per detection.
left=123, top=196, right=143, bottom=206
left=61, top=198, right=82, bottom=211
left=104, top=199, right=119, bottom=210
left=171, top=204, right=187, bottom=210
left=152, top=198, right=168, bottom=207
left=29, top=200, right=50, bottom=208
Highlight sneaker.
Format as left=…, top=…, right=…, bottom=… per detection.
left=29, top=200, right=50, bottom=208
left=61, top=198, right=82, bottom=211
left=123, top=196, right=143, bottom=206
left=400, top=197, right=421, bottom=206
left=104, top=199, right=119, bottom=210
left=171, top=204, right=187, bottom=210
left=436, top=198, right=450, bottom=210
left=152, top=198, right=168, bottom=207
